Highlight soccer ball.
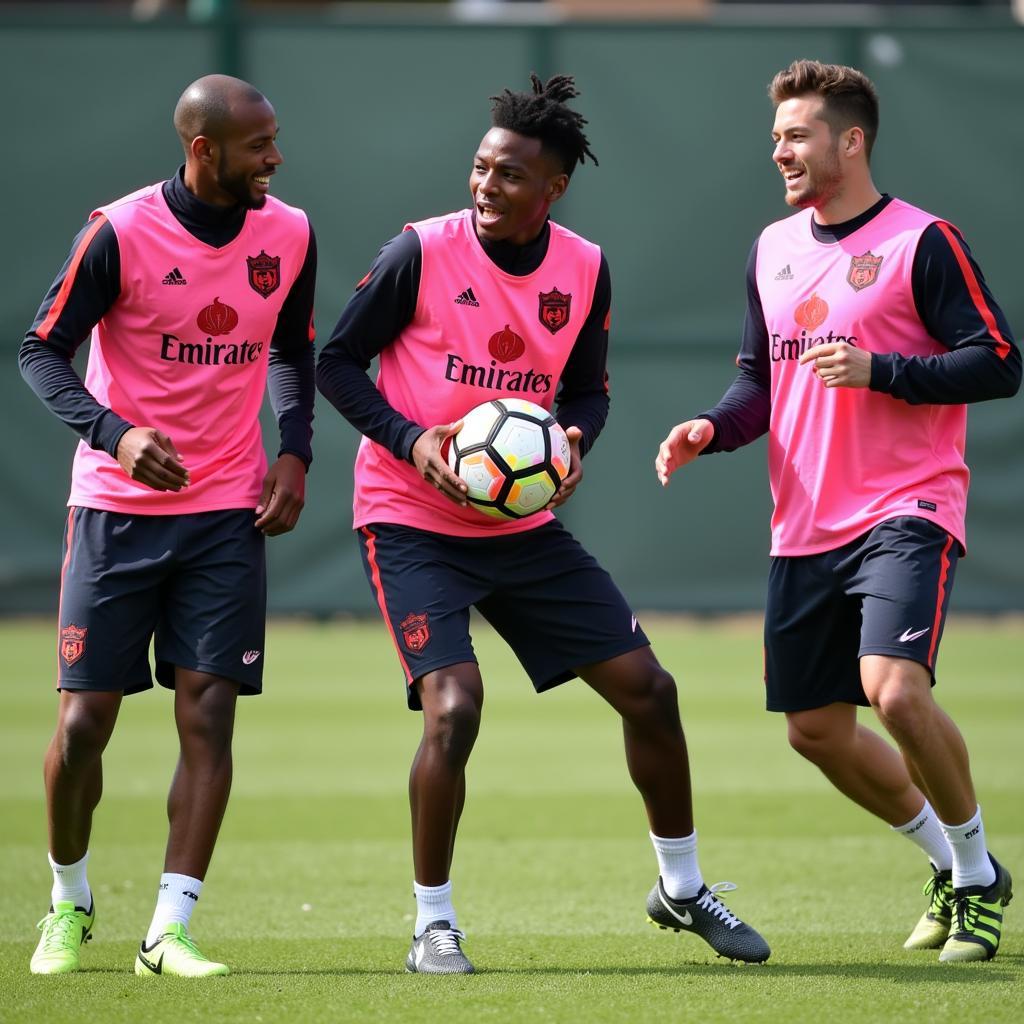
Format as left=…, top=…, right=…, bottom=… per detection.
left=447, top=398, right=571, bottom=519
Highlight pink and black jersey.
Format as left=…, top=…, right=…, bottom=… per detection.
left=59, top=183, right=310, bottom=514
left=702, top=195, right=1020, bottom=557
left=759, top=200, right=969, bottom=553
left=349, top=209, right=603, bottom=537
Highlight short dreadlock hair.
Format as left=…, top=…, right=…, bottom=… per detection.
left=490, top=73, right=598, bottom=177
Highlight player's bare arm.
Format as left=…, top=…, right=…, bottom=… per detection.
left=798, top=342, right=872, bottom=388
left=655, top=418, right=715, bottom=486
left=546, top=425, right=583, bottom=509
left=255, top=453, right=307, bottom=535
left=412, top=421, right=468, bottom=506
left=115, top=426, right=190, bottom=492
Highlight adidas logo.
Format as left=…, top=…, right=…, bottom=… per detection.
left=454, top=287, right=480, bottom=307
left=162, top=267, right=187, bottom=286
left=774, top=264, right=794, bottom=281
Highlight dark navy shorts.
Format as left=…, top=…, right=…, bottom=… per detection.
left=764, top=516, right=960, bottom=713
left=57, top=507, right=267, bottom=695
left=357, top=520, right=650, bottom=710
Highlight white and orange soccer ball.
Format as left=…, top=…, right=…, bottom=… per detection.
left=447, top=398, right=571, bottom=519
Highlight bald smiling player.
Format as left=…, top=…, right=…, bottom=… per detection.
left=20, top=75, right=316, bottom=978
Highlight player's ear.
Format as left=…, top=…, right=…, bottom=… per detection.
left=843, top=126, right=865, bottom=159
left=191, top=135, right=216, bottom=165
left=547, top=173, right=569, bottom=204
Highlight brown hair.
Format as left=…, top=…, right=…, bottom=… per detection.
left=769, top=60, right=879, bottom=159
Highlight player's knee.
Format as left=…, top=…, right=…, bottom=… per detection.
left=54, top=706, right=112, bottom=769
left=424, top=698, right=481, bottom=764
left=786, top=716, right=836, bottom=766
left=869, top=679, right=929, bottom=741
left=622, top=664, right=679, bottom=726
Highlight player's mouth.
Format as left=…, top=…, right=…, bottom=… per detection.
left=254, top=173, right=273, bottom=192
left=781, top=166, right=805, bottom=188
left=476, top=202, right=505, bottom=225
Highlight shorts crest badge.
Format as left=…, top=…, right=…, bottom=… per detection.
left=247, top=250, right=281, bottom=298
left=847, top=250, right=884, bottom=292
left=538, top=288, right=571, bottom=335
left=401, top=612, right=430, bottom=653
left=60, top=624, right=87, bottom=667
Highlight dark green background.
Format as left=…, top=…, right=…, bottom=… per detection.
left=3, top=10, right=1021, bottom=613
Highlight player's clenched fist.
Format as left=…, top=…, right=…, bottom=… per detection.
left=115, top=426, right=190, bottom=492
left=655, top=418, right=715, bottom=486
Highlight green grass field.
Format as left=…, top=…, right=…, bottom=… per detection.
left=2, top=616, right=1022, bottom=1022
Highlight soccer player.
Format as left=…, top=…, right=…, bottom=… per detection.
left=656, top=60, right=1020, bottom=962
left=317, top=74, right=770, bottom=974
left=20, top=75, right=316, bottom=977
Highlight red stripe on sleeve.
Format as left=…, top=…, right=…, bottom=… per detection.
left=934, top=221, right=1011, bottom=360
left=36, top=216, right=109, bottom=342
left=360, top=526, right=415, bottom=685
left=926, top=534, right=954, bottom=669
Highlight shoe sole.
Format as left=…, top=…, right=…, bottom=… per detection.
left=647, top=916, right=769, bottom=964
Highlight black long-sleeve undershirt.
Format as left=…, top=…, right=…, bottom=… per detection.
left=19, top=168, right=317, bottom=467
left=702, top=195, right=1021, bottom=454
left=316, top=218, right=611, bottom=463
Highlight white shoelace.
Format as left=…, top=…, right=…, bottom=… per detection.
left=427, top=927, right=467, bottom=956
left=697, top=882, right=742, bottom=929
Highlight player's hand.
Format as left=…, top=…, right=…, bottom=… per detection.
left=547, top=426, right=583, bottom=509
left=116, top=426, right=189, bottom=492
left=655, top=418, right=714, bottom=486
left=412, top=421, right=469, bottom=506
left=255, top=453, right=307, bottom=536
left=798, top=342, right=872, bottom=388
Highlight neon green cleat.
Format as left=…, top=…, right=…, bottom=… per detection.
left=939, top=857, right=1013, bottom=963
left=904, top=865, right=954, bottom=950
left=30, top=900, right=95, bottom=974
left=134, top=923, right=229, bottom=978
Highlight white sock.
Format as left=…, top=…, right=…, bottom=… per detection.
left=413, top=880, right=456, bottom=937
left=941, top=806, right=996, bottom=890
left=650, top=830, right=702, bottom=900
left=891, top=800, right=953, bottom=871
left=48, top=851, right=91, bottom=909
left=145, top=873, right=203, bottom=947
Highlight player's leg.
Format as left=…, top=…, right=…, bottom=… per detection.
left=577, top=646, right=692, bottom=838
left=768, top=534, right=959, bottom=951
left=135, top=510, right=263, bottom=978
left=33, top=508, right=163, bottom=975
left=479, top=521, right=768, bottom=962
left=577, top=647, right=770, bottom=963
left=784, top=703, right=926, bottom=824
left=854, top=517, right=1010, bottom=961
left=357, top=524, right=484, bottom=974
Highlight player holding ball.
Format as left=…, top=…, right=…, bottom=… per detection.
left=317, top=73, right=770, bottom=974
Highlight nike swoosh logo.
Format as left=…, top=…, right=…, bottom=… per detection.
left=658, top=891, right=693, bottom=927
left=138, top=951, right=163, bottom=974
left=899, top=627, right=931, bottom=643
left=631, top=615, right=638, bottom=633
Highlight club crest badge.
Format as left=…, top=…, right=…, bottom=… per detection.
left=247, top=250, right=281, bottom=298
left=847, top=251, right=884, bottom=292
left=538, top=288, right=571, bottom=335
left=60, top=624, right=87, bottom=667
left=401, top=612, right=430, bottom=653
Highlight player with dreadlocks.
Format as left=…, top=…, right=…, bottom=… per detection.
left=317, top=75, right=770, bottom=973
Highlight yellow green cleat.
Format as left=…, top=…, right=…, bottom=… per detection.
left=939, top=857, right=1013, bottom=963
left=30, top=900, right=95, bottom=975
left=904, top=866, right=954, bottom=950
left=134, top=923, right=229, bottom=978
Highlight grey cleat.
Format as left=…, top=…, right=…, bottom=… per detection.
left=405, top=919, right=475, bottom=974
left=646, top=878, right=771, bottom=963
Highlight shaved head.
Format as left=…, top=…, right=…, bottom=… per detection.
left=173, top=74, right=269, bottom=148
